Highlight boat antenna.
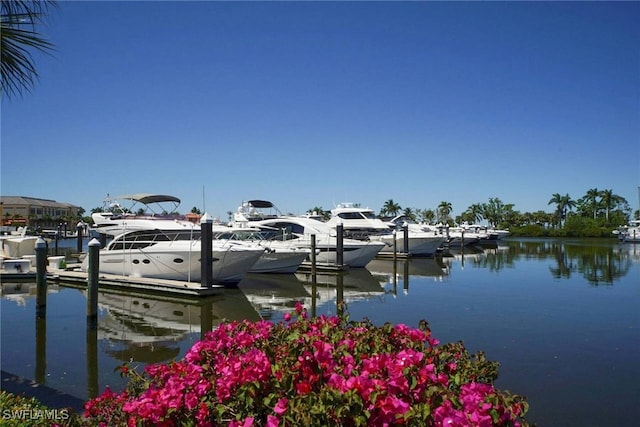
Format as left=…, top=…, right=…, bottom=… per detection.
left=202, top=185, right=206, bottom=213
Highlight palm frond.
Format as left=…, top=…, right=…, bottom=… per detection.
left=1, top=1, right=57, bottom=99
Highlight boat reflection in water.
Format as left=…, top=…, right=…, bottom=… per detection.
left=238, top=273, right=311, bottom=320
left=294, top=268, right=389, bottom=317
left=95, top=288, right=261, bottom=365
left=367, top=258, right=447, bottom=280
left=0, top=282, right=60, bottom=307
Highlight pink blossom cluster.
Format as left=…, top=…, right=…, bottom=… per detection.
left=83, top=303, right=529, bottom=426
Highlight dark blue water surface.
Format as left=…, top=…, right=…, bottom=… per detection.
left=2, top=238, right=638, bottom=426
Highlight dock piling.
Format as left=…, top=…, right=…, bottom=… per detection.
left=35, top=237, right=47, bottom=318
left=336, top=222, right=344, bottom=267
left=393, top=230, right=397, bottom=261
left=403, top=222, right=409, bottom=254
left=76, top=221, right=84, bottom=252
left=310, top=234, right=317, bottom=274
left=87, top=238, right=100, bottom=325
left=200, top=214, right=213, bottom=288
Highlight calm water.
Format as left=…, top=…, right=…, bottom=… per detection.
left=1, top=238, right=639, bottom=426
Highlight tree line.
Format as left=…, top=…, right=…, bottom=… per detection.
left=306, top=188, right=635, bottom=237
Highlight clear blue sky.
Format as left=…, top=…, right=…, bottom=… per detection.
left=2, top=1, right=639, bottom=221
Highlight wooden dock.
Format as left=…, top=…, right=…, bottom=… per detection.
left=1, top=266, right=224, bottom=297
left=1, top=260, right=352, bottom=297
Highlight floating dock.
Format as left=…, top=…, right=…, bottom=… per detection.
left=0, top=264, right=224, bottom=297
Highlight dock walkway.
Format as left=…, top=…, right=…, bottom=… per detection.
left=0, top=265, right=224, bottom=297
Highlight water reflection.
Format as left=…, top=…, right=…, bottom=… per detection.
left=296, top=269, right=388, bottom=311
left=95, top=289, right=260, bottom=360
left=513, top=240, right=634, bottom=284
left=238, top=273, right=310, bottom=320
left=443, top=239, right=636, bottom=285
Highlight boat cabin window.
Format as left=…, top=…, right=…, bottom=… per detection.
left=108, top=229, right=201, bottom=250
left=337, top=212, right=366, bottom=220
left=259, top=222, right=304, bottom=240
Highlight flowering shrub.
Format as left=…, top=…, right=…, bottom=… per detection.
left=84, top=303, right=530, bottom=426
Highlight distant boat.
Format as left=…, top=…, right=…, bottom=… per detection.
left=326, top=203, right=446, bottom=257
left=212, top=227, right=311, bottom=274
left=613, top=220, right=640, bottom=243
left=232, top=200, right=385, bottom=267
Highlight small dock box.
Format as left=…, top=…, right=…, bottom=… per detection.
left=48, top=256, right=65, bottom=270
left=3, top=259, right=31, bottom=273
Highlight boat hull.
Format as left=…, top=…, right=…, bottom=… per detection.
left=249, top=247, right=310, bottom=273
left=374, top=234, right=446, bottom=257
left=84, top=241, right=263, bottom=285
left=304, top=241, right=385, bottom=267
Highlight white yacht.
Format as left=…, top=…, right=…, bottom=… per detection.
left=326, top=203, right=446, bottom=257
left=232, top=203, right=385, bottom=267
left=382, top=215, right=448, bottom=256
left=212, top=227, right=311, bottom=274
left=91, top=193, right=197, bottom=237
left=613, top=220, right=640, bottom=243
left=81, top=229, right=264, bottom=285
left=91, top=195, right=306, bottom=274
left=325, top=203, right=392, bottom=240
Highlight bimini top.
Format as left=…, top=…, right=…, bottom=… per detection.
left=247, top=200, right=275, bottom=208
left=115, top=194, right=181, bottom=205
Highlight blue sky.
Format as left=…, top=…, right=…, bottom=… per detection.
left=2, top=1, right=639, bottom=221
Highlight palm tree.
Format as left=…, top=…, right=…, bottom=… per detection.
left=437, top=201, right=452, bottom=224
left=307, top=206, right=329, bottom=220
left=402, top=207, right=416, bottom=222
left=1, top=0, right=57, bottom=98
left=418, top=209, right=436, bottom=224
left=584, top=188, right=600, bottom=220
left=468, top=203, right=484, bottom=223
left=380, top=199, right=401, bottom=217
left=548, top=193, right=575, bottom=227
left=599, top=189, right=625, bottom=222
left=482, top=198, right=507, bottom=227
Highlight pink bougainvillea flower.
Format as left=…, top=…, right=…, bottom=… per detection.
left=266, top=415, right=280, bottom=427
left=274, top=398, right=288, bottom=415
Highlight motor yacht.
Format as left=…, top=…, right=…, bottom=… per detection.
left=90, top=193, right=198, bottom=237
left=232, top=204, right=385, bottom=267
left=212, top=227, right=311, bottom=274
left=91, top=195, right=306, bottom=275
left=81, top=229, right=264, bottom=285
left=326, top=203, right=446, bottom=256
left=613, top=220, right=640, bottom=243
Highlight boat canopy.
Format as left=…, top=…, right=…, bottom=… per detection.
left=115, top=194, right=181, bottom=205
left=247, top=200, right=274, bottom=208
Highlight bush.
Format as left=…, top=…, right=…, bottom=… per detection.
left=83, top=304, right=530, bottom=426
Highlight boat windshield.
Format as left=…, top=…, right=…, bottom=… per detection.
left=108, top=230, right=201, bottom=250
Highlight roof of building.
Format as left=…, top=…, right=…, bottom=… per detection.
left=0, top=196, right=81, bottom=209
